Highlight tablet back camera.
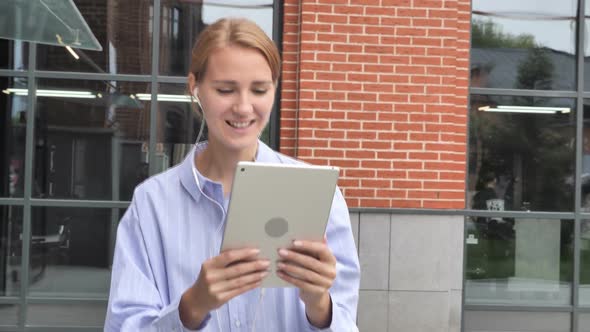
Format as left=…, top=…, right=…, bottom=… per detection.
left=265, top=217, right=289, bottom=238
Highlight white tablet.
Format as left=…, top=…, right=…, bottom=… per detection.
left=221, top=161, right=340, bottom=288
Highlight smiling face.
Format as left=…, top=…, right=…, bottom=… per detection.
left=194, top=45, right=276, bottom=155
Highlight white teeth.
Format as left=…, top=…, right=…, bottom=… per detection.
left=228, top=121, right=250, bottom=128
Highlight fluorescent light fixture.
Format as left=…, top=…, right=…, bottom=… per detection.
left=478, top=105, right=571, bottom=114
left=3, top=88, right=96, bottom=99
left=65, top=45, right=80, bottom=60
left=135, top=93, right=191, bottom=103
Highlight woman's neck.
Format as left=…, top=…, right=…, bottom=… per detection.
left=195, top=140, right=258, bottom=196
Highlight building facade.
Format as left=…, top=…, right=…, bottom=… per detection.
left=1, top=0, right=589, bottom=331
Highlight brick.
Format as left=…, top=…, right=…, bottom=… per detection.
left=331, top=121, right=361, bottom=130
left=377, top=190, right=407, bottom=199
left=346, top=150, right=376, bottom=159
left=360, top=199, right=392, bottom=208
left=315, top=129, right=345, bottom=138
left=362, top=141, right=392, bottom=150
left=345, top=169, right=376, bottom=178
left=314, top=149, right=345, bottom=158
left=377, top=170, right=406, bottom=179
left=361, top=160, right=392, bottom=169
left=347, top=112, right=377, bottom=121
left=330, top=139, right=361, bottom=149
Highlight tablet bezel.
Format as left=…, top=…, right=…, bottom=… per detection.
left=220, top=161, right=340, bottom=288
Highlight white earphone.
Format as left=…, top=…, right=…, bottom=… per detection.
left=192, top=87, right=202, bottom=108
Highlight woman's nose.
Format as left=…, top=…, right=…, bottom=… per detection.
left=232, top=92, right=254, bottom=114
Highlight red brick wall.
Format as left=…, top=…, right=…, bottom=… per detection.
left=280, top=0, right=471, bottom=209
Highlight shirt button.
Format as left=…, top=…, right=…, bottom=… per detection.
left=235, top=319, right=241, bottom=327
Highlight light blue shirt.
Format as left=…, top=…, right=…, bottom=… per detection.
left=105, top=141, right=360, bottom=331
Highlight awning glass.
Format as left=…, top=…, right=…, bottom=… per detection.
left=0, top=0, right=102, bottom=51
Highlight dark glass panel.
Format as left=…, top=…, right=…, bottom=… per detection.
left=0, top=78, right=27, bottom=198
left=26, top=302, right=105, bottom=327
left=469, top=95, right=575, bottom=212
left=0, top=40, right=27, bottom=70
left=36, top=0, right=153, bottom=74
left=159, top=0, right=274, bottom=76
left=471, top=0, right=577, bottom=90
left=465, top=217, right=573, bottom=306
left=0, top=206, right=23, bottom=297
left=32, top=79, right=151, bottom=201
left=26, top=207, right=114, bottom=299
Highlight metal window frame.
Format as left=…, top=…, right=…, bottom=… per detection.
left=0, top=0, right=282, bottom=330
left=462, top=0, right=590, bottom=331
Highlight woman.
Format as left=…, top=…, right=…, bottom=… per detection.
left=105, top=18, right=360, bottom=331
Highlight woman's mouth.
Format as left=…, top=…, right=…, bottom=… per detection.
left=227, top=120, right=254, bottom=129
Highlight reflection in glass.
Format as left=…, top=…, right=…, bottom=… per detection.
left=0, top=78, right=27, bottom=198
left=31, top=79, right=151, bottom=201
left=468, top=95, right=575, bottom=212
left=465, top=217, right=573, bottom=306
left=581, top=100, right=590, bottom=210
left=464, top=311, right=571, bottom=332
left=156, top=84, right=202, bottom=171
left=471, top=0, right=577, bottom=90
left=580, top=313, right=590, bottom=332
left=0, top=39, right=27, bottom=70
left=155, top=83, right=273, bottom=171
left=0, top=304, right=18, bottom=326
left=159, top=0, right=274, bottom=76
left=24, top=207, right=113, bottom=299
left=0, top=206, right=23, bottom=297
left=580, top=220, right=590, bottom=305
left=26, top=303, right=106, bottom=327
left=37, top=0, right=152, bottom=74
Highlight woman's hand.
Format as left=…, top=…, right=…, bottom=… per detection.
left=276, top=238, right=337, bottom=328
left=179, top=248, right=270, bottom=329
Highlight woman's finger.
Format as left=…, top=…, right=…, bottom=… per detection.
left=222, top=259, right=270, bottom=280
left=217, top=279, right=264, bottom=303
left=212, top=270, right=269, bottom=293
left=276, top=270, right=324, bottom=293
left=276, top=261, right=332, bottom=289
left=278, top=248, right=336, bottom=279
left=213, top=248, right=261, bottom=268
left=290, top=240, right=337, bottom=264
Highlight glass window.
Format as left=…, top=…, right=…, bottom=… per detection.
left=36, top=0, right=153, bottom=74
left=155, top=83, right=274, bottom=171
left=26, top=302, right=106, bottom=327
left=155, top=84, right=201, bottom=172
left=28, top=79, right=151, bottom=201
left=580, top=220, right=590, bottom=305
left=471, top=0, right=577, bottom=90
left=468, top=95, right=575, bottom=212
left=580, top=313, right=590, bottom=332
left=464, top=311, right=571, bottom=332
left=581, top=100, right=590, bottom=210
left=0, top=40, right=27, bottom=70
left=464, top=217, right=573, bottom=306
left=0, top=206, right=23, bottom=297
left=0, top=78, right=27, bottom=198
left=159, top=0, right=275, bottom=76
left=584, top=0, right=590, bottom=91
left=0, top=304, right=18, bottom=326
left=27, top=207, right=113, bottom=299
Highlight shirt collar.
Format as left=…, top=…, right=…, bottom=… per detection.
left=179, top=140, right=281, bottom=202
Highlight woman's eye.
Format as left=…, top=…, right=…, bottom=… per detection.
left=216, top=89, right=233, bottom=94
left=252, top=89, right=267, bottom=95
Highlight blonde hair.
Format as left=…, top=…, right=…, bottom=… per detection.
left=189, top=17, right=281, bottom=83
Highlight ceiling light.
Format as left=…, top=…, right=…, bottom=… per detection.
left=478, top=105, right=571, bottom=114
left=135, top=93, right=191, bottom=103
left=3, top=88, right=96, bottom=99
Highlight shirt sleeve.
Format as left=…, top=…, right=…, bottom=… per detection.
left=301, top=187, right=361, bottom=332
left=104, top=195, right=210, bottom=332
